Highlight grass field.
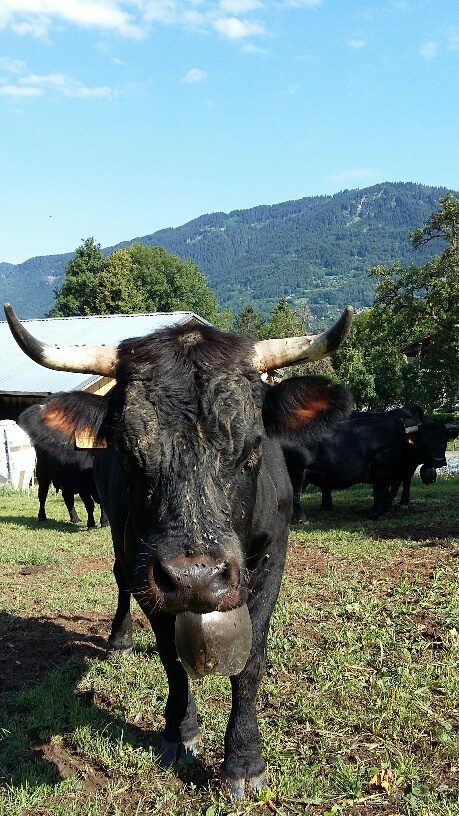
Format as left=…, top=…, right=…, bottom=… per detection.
left=0, top=477, right=458, bottom=816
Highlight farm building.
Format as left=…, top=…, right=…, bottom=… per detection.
left=0, top=311, right=207, bottom=420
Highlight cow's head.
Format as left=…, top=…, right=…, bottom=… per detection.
left=403, top=418, right=451, bottom=470
left=5, top=303, right=352, bottom=616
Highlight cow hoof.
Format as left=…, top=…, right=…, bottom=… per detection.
left=87, top=525, right=97, bottom=531
left=179, top=736, right=200, bottom=764
left=105, top=646, right=133, bottom=662
left=158, top=736, right=199, bottom=767
left=224, top=770, right=267, bottom=799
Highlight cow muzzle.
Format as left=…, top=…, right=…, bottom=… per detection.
left=146, top=553, right=246, bottom=614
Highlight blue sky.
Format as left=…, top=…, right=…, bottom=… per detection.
left=0, top=0, right=458, bottom=263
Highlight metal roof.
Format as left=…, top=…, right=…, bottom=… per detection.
left=0, top=311, right=205, bottom=395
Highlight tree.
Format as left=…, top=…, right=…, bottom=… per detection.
left=50, top=238, right=104, bottom=316
left=334, top=194, right=459, bottom=411
left=51, top=240, right=220, bottom=323
left=369, top=193, right=459, bottom=410
left=232, top=305, right=264, bottom=337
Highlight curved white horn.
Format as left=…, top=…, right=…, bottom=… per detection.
left=4, top=303, right=118, bottom=377
left=252, top=306, right=354, bottom=372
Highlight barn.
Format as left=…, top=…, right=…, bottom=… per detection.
left=0, top=311, right=208, bottom=420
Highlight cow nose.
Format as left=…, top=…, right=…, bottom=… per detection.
left=148, top=553, right=244, bottom=613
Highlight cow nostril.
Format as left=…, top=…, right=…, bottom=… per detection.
left=152, top=562, right=176, bottom=594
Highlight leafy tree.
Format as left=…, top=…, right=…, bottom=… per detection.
left=50, top=238, right=104, bottom=316
left=369, top=193, right=459, bottom=410
left=51, top=240, right=219, bottom=323
left=232, top=305, right=264, bottom=336
left=335, top=194, right=459, bottom=411
left=262, top=298, right=304, bottom=340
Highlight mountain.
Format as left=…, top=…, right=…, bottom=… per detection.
left=0, top=182, right=454, bottom=320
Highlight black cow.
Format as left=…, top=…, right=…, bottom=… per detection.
left=284, top=404, right=456, bottom=520
left=18, top=404, right=109, bottom=529
left=5, top=302, right=352, bottom=797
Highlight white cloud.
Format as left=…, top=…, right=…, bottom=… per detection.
left=240, top=41, right=266, bottom=53
left=0, top=55, right=25, bottom=73
left=0, top=67, right=113, bottom=99
left=0, top=83, right=42, bottom=95
left=329, top=168, right=379, bottom=184
left=0, top=0, right=144, bottom=39
left=213, top=16, right=264, bottom=38
left=347, top=38, right=365, bottom=49
left=20, top=72, right=113, bottom=97
left=283, top=0, right=321, bottom=7
left=181, top=67, right=206, bottom=83
left=219, top=0, right=262, bottom=13
left=420, top=40, right=438, bottom=59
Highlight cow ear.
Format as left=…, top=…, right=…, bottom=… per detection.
left=40, top=393, right=109, bottom=450
left=262, top=375, right=353, bottom=444
left=400, top=420, right=419, bottom=445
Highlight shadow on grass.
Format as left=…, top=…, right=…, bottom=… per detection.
left=0, top=515, right=90, bottom=533
left=294, top=482, right=459, bottom=541
left=0, top=612, right=213, bottom=794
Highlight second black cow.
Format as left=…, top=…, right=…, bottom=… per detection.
left=284, top=404, right=457, bottom=519
left=18, top=404, right=108, bottom=529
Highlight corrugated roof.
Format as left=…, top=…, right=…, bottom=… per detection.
left=0, top=311, right=205, bottom=394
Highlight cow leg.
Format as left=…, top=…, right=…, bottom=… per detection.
left=389, top=479, right=401, bottom=505
left=37, top=472, right=51, bottom=522
left=79, top=490, right=97, bottom=529
left=320, top=486, right=333, bottom=511
left=106, top=558, right=133, bottom=657
left=221, top=529, right=289, bottom=797
left=399, top=471, right=415, bottom=506
left=62, top=487, right=81, bottom=524
left=100, top=507, right=110, bottom=527
left=291, top=470, right=306, bottom=523
left=372, top=480, right=391, bottom=518
left=148, top=613, right=199, bottom=764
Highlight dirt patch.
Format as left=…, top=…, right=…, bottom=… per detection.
left=17, top=564, right=52, bottom=576
left=0, top=612, right=109, bottom=691
left=380, top=543, right=457, bottom=590
left=286, top=537, right=354, bottom=581
left=32, top=741, right=109, bottom=792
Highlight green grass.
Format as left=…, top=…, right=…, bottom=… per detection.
left=0, top=480, right=458, bottom=815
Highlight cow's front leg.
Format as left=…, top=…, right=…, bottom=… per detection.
left=62, top=486, right=81, bottom=524
left=107, top=557, right=133, bottom=658
left=149, top=613, right=199, bottom=765
left=399, top=471, right=415, bottom=506
left=79, top=489, right=97, bottom=529
left=320, top=486, right=333, bottom=510
left=222, top=531, right=288, bottom=797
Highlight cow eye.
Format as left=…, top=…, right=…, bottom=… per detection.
left=242, top=436, right=262, bottom=471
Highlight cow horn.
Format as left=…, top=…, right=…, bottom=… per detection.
left=4, top=303, right=118, bottom=377
left=251, top=305, right=353, bottom=372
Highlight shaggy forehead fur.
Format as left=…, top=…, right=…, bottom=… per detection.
left=112, top=323, right=264, bottom=472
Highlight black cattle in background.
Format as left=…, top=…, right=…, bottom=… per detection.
left=6, top=303, right=352, bottom=798
left=18, top=405, right=109, bottom=529
left=284, top=404, right=457, bottom=520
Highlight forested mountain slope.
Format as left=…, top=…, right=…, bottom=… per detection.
left=1, top=182, right=453, bottom=319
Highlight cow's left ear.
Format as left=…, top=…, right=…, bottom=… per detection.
left=401, top=421, right=419, bottom=445
left=41, top=392, right=109, bottom=450
left=262, top=375, right=353, bottom=443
